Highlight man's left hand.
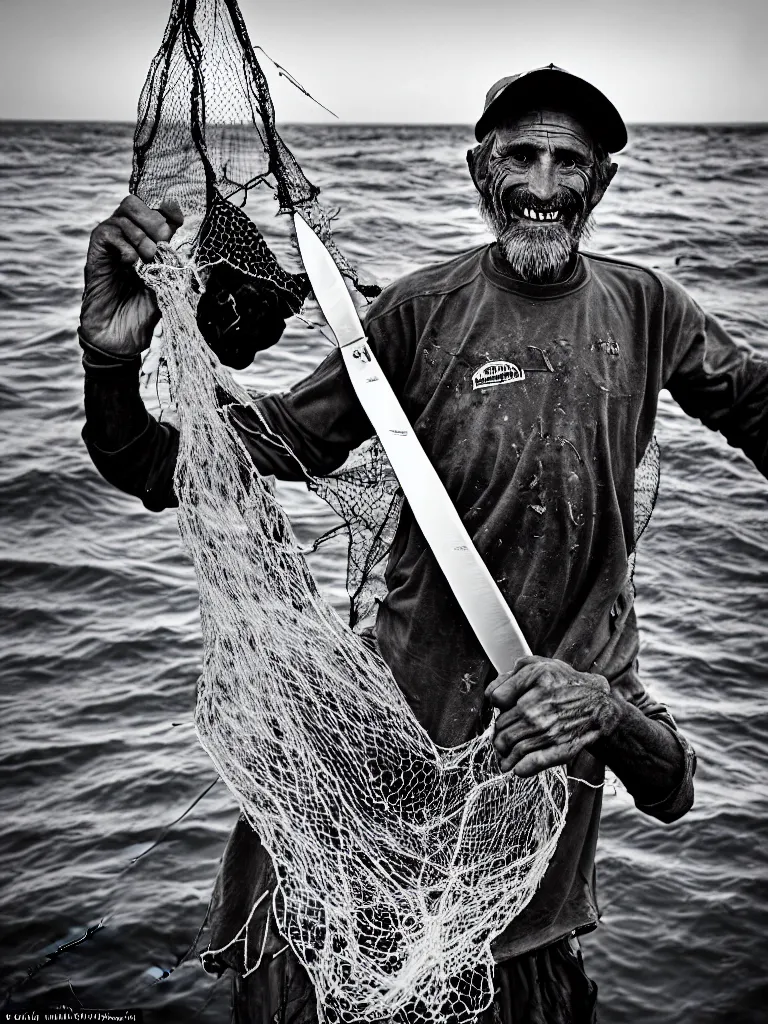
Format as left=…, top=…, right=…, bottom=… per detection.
left=486, top=656, right=621, bottom=777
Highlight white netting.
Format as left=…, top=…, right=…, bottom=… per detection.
left=142, top=249, right=568, bottom=1024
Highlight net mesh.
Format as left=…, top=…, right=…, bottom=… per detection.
left=143, top=248, right=568, bottom=1024
left=307, top=440, right=404, bottom=632
left=627, top=437, right=660, bottom=585
left=129, top=2, right=596, bottom=1020
left=130, top=0, right=375, bottom=299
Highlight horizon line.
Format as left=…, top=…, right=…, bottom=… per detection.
left=0, top=116, right=766, bottom=128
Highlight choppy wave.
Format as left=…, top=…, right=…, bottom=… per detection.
left=0, top=121, right=766, bottom=1021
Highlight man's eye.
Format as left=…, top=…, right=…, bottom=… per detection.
left=494, top=144, right=532, bottom=164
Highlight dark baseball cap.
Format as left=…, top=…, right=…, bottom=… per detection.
left=475, top=64, right=627, bottom=153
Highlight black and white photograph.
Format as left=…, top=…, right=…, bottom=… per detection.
left=1, top=1, right=766, bottom=1021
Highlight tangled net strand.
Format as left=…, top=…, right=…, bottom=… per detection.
left=131, top=1, right=570, bottom=1019
left=144, top=249, right=567, bottom=1024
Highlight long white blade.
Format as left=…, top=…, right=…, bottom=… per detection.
left=293, top=213, right=529, bottom=672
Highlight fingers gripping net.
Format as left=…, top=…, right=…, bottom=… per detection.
left=144, top=247, right=567, bottom=1024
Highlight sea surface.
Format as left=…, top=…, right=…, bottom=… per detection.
left=0, top=121, right=766, bottom=1022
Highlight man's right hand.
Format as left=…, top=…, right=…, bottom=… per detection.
left=80, top=195, right=184, bottom=357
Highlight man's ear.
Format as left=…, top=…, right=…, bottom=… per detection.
left=466, top=147, right=482, bottom=193
left=590, top=161, right=618, bottom=209
left=466, top=139, right=492, bottom=196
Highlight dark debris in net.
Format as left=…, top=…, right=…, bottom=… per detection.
left=130, top=0, right=378, bottom=301
left=130, top=0, right=390, bottom=630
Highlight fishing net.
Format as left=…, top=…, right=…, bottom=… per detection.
left=307, top=439, right=404, bottom=632
left=132, top=2, right=570, bottom=1021
left=627, top=437, right=660, bottom=586
left=144, top=249, right=568, bottom=1024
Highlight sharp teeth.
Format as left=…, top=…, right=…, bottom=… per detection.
left=524, top=208, right=531, bottom=219
left=537, top=210, right=544, bottom=221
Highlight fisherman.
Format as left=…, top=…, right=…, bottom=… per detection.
left=79, top=66, right=768, bottom=1022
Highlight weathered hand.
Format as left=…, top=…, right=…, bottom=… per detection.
left=80, top=195, right=184, bottom=357
left=486, top=655, right=620, bottom=777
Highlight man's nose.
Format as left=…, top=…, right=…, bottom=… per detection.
left=527, top=157, right=558, bottom=201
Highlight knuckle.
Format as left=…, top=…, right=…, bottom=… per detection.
left=490, top=686, right=512, bottom=710
left=593, top=673, right=610, bottom=693
left=515, top=736, right=537, bottom=757
left=495, top=710, right=513, bottom=732
left=147, top=206, right=166, bottom=226
left=520, top=708, right=535, bottom=729
left=521, top=709, right=539, bottom=732
left=516, top=687, right=535, bottom=708
left=121, top=193, right=143, bottom=212
left=108, top=212, right=131, bottom=233
left=92, top=218, right=115, bottom=239
left=120, top=218, right=145, bottom=245
left=495, top=729, right=512, bottom=754
left=106, top=216, right=128, bottom=238
left=525, top=705, right=548, bottom=731
left=116, top=195, right=136, bottom=215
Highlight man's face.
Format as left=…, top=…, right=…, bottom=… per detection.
left=474, top=109, right=614, bottom=282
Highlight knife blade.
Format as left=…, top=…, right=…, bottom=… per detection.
left=293, top=212, right=530, bottom=674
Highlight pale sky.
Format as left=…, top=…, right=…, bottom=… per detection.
left=1, top=0, right=766, bottom=123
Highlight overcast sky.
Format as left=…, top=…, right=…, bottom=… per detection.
left=1, top=0, right=766, bottom=123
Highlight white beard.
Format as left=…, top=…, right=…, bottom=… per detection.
left=495, top=220, right=577, bottom=281
left=479, top=195, right=592, bottom=283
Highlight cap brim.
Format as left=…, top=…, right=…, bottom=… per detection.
left=475, top=68, right=627, bottom=152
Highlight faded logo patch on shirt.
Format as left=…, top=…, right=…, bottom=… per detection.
left=471, top=360, right=526, bottom=390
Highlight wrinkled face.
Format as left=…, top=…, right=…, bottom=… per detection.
left=474, top=110, right=613, bottom=282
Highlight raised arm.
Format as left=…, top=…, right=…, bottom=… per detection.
left=80, top=196, right=372, bottom=509
left=662, top=280, right=768, bottom=479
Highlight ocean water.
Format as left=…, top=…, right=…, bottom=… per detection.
left=0, top=121, right=766, bottom=1022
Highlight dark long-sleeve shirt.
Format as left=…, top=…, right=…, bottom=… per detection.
left=82, top=243, right=767, bottom=957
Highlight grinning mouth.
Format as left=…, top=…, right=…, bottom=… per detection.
left=518, top=206, right=562, bottom=222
